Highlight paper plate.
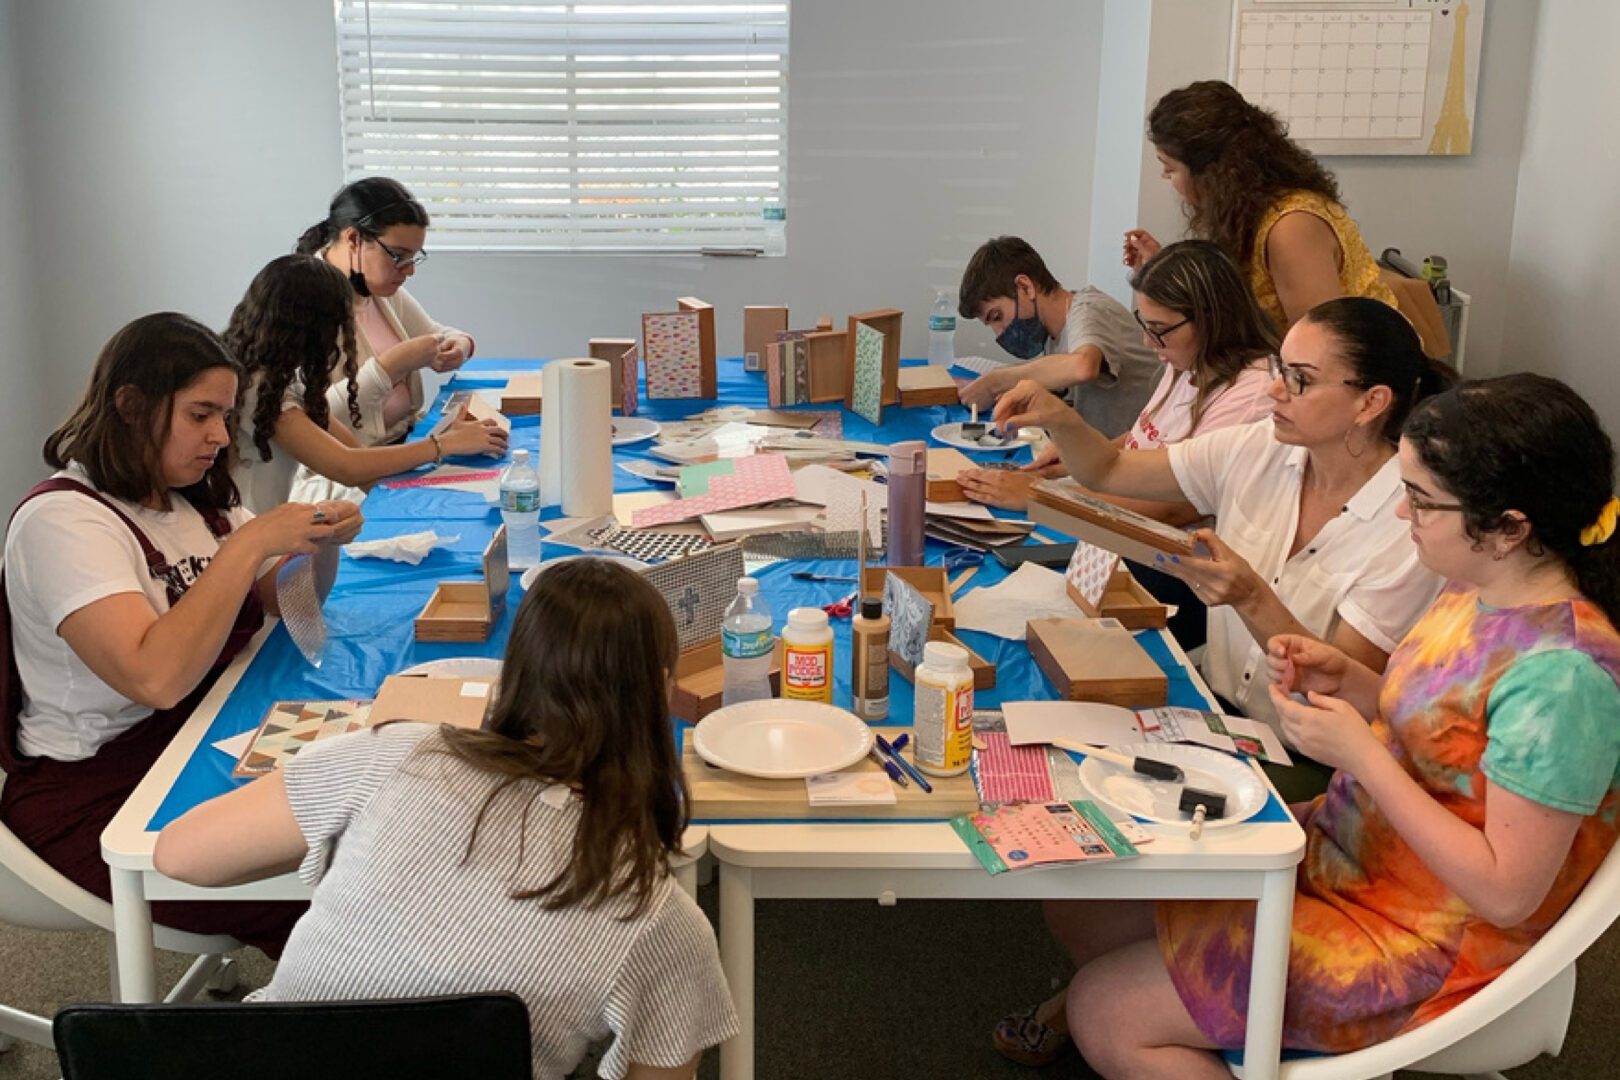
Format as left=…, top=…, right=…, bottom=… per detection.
left=520, top=553, right=647, bottom=590
left=930, top=421, right=1041, bottom=452
left=398, top=657, right=503, bottom=679
left=1076, top=743, right=1267, bottom=829
left=693, top=699, right=875, bottom=779
left=611, top=418, right=662, bottom=446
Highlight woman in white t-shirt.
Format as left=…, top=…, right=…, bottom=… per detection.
left=958, top=240, right=1278, bottom=515
left=0, top=312, right=363, bottom=954
left=227, top=255, right=507, bottom=513
left=156, top=560, right=739, bottom=1080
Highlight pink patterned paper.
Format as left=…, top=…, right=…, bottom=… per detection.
left=380, top=468, right=501, bottom=490
left=642, top=311, right=702, bottom=399
left=621, top=343, right=640, bottom=416
left=631, top=454, right=794, bottom=527
left=975, top=731, right=1057, bottom=804
left=1065, top=540, right=1120, bottom=611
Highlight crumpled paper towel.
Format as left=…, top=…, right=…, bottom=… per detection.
left=344, top=531, right=461, bottom=566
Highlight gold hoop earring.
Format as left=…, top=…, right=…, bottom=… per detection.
left=1344, top=423, right=1370, bottom=459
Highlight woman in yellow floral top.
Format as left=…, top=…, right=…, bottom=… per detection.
left=1122, top=80, right=1397, bottom=331
left=996, top=373, right=1620, bottom=1078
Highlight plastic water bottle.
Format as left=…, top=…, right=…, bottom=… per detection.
left=498, top=448, right=542, bottom=568
left=721, top=577, right=776, bottom=705
left=762, top=203, right=786, bottom=257
left=928, top=286, right=956, bottom=367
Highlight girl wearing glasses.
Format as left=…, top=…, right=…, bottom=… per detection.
left=295, top=177, right=475, bottom=454
left=1024, top=374, right=1620, bottom=1080
left=1122, top=80, right=1397, bottom=332
left=227, top=256, right=508, bottom=513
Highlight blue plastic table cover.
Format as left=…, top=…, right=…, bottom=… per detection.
left=148, top=356, right=1283, bottom=830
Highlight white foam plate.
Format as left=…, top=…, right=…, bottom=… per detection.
left=398, top=657, right=504, bottom=678
left=930, top=421, right=1042, bottom=452
left=611, top=418, right=662, bottom=446
left=693, top=699, right=875, bottom=779
left=1076, top=743, right=1267, bottom=829
left=520, top=553, right=647, bottom=590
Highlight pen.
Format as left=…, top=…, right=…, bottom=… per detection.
left=875, top=733, right=933, bottom=794
left=868, top=746, right=909, bottom=787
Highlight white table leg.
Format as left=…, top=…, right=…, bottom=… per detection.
left=1242, top=867, right=1297, bottom=1080
left=108, top=867, right=158, bottom=1002
left=718, top=863, right=755, bottom=1080
left=673, top=857, right=698, bottom=898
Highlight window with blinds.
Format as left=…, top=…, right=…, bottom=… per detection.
left=334, top=1, right=789, bottom=253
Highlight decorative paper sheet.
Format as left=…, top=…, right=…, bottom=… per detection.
left=973, top=730, right=1058, bottom=804
left=1065, top=541, right=1121, bottom=612
left=631, top=454, right=795, bottom=528
left=850, top=323, right=885, bottom=424
left=232, top=700, right=371, bottom=778
left=620, top=342, right=640, bottom=415
left=642, top=311, right=702, bottom=399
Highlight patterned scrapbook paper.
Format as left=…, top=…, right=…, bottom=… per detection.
left=642, top=311, right=702, bottom=399
left=1065, top=540, right=1120, bottom=612
left=233, top=700, right=372, bottom=778
left=631, top=453, right=795, bottom=527
left=766, top=342, right=785, bottom=408
left=850, top=323, right=885, bottom=424
left=637, top=543, right=745, bottom=649
left=974, top=731, right=1059, bottom=804
left=620, top=343, right=640, bottom=416
left=592, top=523, right=712, bottom=563
left=790, top=338, right=810, bottom=405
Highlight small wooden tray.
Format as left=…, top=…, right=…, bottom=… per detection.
left=589, top=337, right=637, bottom=413
left=888, top=626, right=996, bottom=690
left=500, top=373, right=543, bottom=416
left=670, top=638, right=784, bottom=723
left=846, top=309, right=903, bottom=406
left=924, top=447, right=975, bottom=503
left=861, top=566, right=954, bottom=628
left=414, top=527, right=509, bottom=642
left=804, top=328, right=849, bottom=403
left=1028, top=480, right=1197, bottom=564
left=743, top=305, right=789, bottom=372
left=676, top=297, right=719, bottom=398
left=898, top=365, right=960, bottom=408
left=1068, top=568, right=1169, bottom=630
left=1025, top=617, right=1166, bottom=707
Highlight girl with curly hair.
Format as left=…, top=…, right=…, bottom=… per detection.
left=1123, top=80, right=1398, bottom=331
left=226, top=255, right=507, bottom=513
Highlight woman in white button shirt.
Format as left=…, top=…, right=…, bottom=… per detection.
left=996, top=298, right=1451, bottom=776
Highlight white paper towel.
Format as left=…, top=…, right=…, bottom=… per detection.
left=540, top=358, right=613, bottom=516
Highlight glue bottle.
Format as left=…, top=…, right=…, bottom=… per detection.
left=913, top=641, right=973, bottom=776
left=850, top=597, right=890, bottom=722
left=782, top=607, right=834, bottom=703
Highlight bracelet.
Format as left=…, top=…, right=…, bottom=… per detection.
left=429, top=432, right=444, bottom=463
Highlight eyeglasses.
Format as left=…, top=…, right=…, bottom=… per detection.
left=1133, top=310, right=1190, bottom=349
left=1402, top=485, right=1467, bottom=525
left=1267, top=354, right=1366, bottom=397
left=372, top=238, right=428, bottom=268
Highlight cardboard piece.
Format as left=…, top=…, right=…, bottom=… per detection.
left=671, top=638, right=783, bottom=722
left=804, top=328, right=849, bottom=403
left=1025, top=617, right=1168, bottom=707
left=847, top=309, right=903, bottom=405
left=1028, top=480, right=1198, bottom=564
left=500, top=373, right=543, bottom=416
left=924, top=448, right=975, bottom=503
left=676, top=297, right=719, bottom=397
left=743, top=305, right=789, bottom=372
left=889, top=625, right=996, bottom=690
left=898, top=364, right=961, bottom=408
left=414, top=526, right=510, bottom=642
left=862, top=566, right=955, bottom=628
left=370, top=674, right=497, bottom=730
left=589, top=337, right=637, bottom=413
left=681, top=727, right=981, bottom=821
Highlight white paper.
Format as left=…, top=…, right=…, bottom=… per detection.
left=951, top=563, right=1085, bottom=638
left=1004, top=701, right=1143, bottom=748
left=212, top=730, right=254, bottom=760
left=924, top=500, right=997, bottom=521
left=459, top=681, right=491, bottom=699
left=805, top=771, right=897, bottom=805
left=793, top=464, right=884, bottom=507
left=344, top=530, right=461, bottom=566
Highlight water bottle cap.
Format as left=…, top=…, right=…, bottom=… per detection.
left=923, top=641, right=969, bottom=669
left=511, top=448, right=530, bottom=465
left=786, top=607, right=829, bottom=632
left=736, top=577, right=759, bottom=595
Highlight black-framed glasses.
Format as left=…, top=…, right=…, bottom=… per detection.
left=1267, top=354, right=1366, bottom=396
left=1402, top=485, right=1467, bottom=524
left=1133, top=309, right=1190, bottom=349
left=372, top=238, right=428, bottom=268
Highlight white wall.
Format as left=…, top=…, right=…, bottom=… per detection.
left=11, top=0, right=1103, bottom=431
left=1113, top=0, right=1540, bottom=377
left=1501, top=1, right=1620, bottom=430
left=0, top=0, right=45, bottom=512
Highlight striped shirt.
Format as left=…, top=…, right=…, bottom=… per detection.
left=251, top=723, right=738, bottom=1079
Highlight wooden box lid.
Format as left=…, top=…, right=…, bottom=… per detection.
left=1025, top=617, right=1167, bottom=707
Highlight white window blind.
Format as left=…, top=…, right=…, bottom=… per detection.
left=335, top=1, right=789, bottom=253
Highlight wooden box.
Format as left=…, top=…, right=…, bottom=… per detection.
left=1067, top=567, right=1169, bottom=630
left=889, top=625, right=996, bottom=690
left=681, top=728, right=981, bottom=821
left=1028, top=479, right=1197, bottom=564
left=846, top=309, right=903, bottom=405
left=589, top=337, right=637, bottom=412
left=676, top=297, right=719, bottom=397
left=898, top=365, right=961, bottom=408
left=925, top=448, right=975, bottom=503
left=860, top=566, right=954, bottom=629
left=743, top=305, right=789, bottom=372
left=414, top=527, right=509, bottom=642
left=670, top=638, right=783, bottom=723
left=1025, top=617, right=1167, bottom=707
left=804, top=328, right=849, bottom=403
left=500, top=373, right=543, bottom=416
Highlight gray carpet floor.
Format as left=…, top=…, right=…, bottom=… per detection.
left=2, top=890, right=1616, bottom=1078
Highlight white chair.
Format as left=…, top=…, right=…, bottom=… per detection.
left=0, top=816, right=239, bottom=1053
left=1231, top=839, right=1620, bottom=1080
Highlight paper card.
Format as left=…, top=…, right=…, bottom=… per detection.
left=805, top=771, right=897, bottom=806
left=620, top=342, right=640, bottom=415
left=884, top=573, right=935, bottom=669
left=1065, top=541, right=1121, bottom=613
left=1003, top=700, right=1143, bottom=748
left=849, top=323, right=885, bottom=424
left=231, top=700, right=372, bottom=777
left=631, top=454, right=796, bottom=528
left=642, top=311, right=703, bottom=399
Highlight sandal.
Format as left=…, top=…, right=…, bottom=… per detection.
left=992, top=1004, right=1072, bottom=1067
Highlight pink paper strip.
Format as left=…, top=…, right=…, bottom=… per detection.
left=631, top=454, right=794, bottom=527
left=975, top=731, right=1058, bottom=804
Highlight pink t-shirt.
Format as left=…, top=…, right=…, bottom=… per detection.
left=1122, top=361, right=1274, bottom=451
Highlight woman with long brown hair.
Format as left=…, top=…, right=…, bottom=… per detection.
left=155, top=559, right=738, bottom=1080
left=1124, top=80, right=1397, bottom=331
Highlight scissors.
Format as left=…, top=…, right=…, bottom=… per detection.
left=821, top=589, right=858, bottom=619
left=942, top=547, right=985, bottom=574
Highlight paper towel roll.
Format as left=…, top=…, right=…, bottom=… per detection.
left=540, top=358, right=613, bottom=516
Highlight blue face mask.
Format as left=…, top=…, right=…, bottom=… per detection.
left=996, top=296, right=1047, bottom=359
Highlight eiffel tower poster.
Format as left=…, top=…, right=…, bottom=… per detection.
left=1429, top=0, right=1473, bottom=154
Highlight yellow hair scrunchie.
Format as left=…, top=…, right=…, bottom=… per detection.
left=1580, top=496, right=1620, bottom=547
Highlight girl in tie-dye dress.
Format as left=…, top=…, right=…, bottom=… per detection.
left=1014, top=374, right=1620, bottom=1080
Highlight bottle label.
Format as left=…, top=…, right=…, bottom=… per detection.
left=929, top=314, right=956, bottom=333
left=500, top=488, right=539, bottom=514
left=722, top=626, right=775, bottom=660
left=783, top=643, right=832, bottom=702
left=914, top=674, right=973, bottom=772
